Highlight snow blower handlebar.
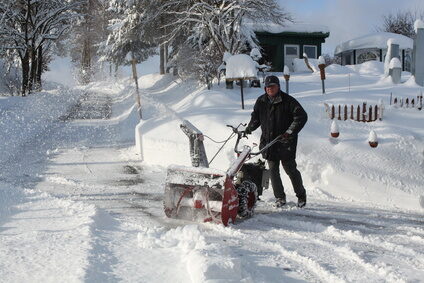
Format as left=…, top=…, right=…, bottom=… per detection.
left=228, top=125, right=283, bottom=156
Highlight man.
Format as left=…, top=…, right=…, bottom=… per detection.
left=245, top=75, right=308, bottom=208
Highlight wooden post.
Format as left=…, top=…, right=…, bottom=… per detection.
left=390, top=92, right=392, bottom=105
left=400, top=98, right=403, bottom=108
left=240, top=79, right=245, bottom=110
left=374, top=105, right=378, bottom=121
left=394, top=97, right=398, bottom=105
left=368, top=106, right=372, bottom=122
left=356, top=105, right=360, bottom=121
left=406, top=98, right=409, bottom=108
left=344, top=105, right=348, bottom=120
left=350, top=105, right=354, bottom=120
left=338, top=105, right=341, bottom=120
left=412, top=98, right=415, bottom=108
left=331, top=105, right=335, bottom=119
left=362, top=103, right=367, bottom=122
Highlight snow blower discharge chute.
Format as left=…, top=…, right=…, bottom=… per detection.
left=164, top=121, right=285, bottom=226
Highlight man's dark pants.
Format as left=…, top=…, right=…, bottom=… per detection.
left=267, top=159, right=306, bottom=200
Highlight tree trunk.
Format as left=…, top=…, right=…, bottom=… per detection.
left=28, top=45, right=37, bottom=93
left=160, top=44, right=165, bottom=75
left=165, top=44, right=169, bottom=73
left=21, top=51, right=30, bottom=96
left=35, top=45, right=43, bottom=90
left=131, top=51, right=142, bottom=120
left=81, top=38, right=91, bottom=84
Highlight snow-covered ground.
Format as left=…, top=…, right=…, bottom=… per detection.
left=1, top=60, right=423, bottom=282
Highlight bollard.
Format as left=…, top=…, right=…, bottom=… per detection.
left=330, top=120, right=339, bottom=138
left=368, top=130, right=378, bottom=148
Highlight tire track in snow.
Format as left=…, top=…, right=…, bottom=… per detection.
left=255, top=212, right=419, bottom=282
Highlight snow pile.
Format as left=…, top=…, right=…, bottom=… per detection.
left=138, top=225, right=244, bottom=282
left=225, top=54, right=257, bottom=79
left=293, top=58, right=318, bottom=72
left=348, top=61, right=384, bottom=76
left=283, top=65, right=290, bottom=75
left=249, top=48, right=261, bottom=61
left=414, top=19, right=424, bottom=33
left=335, top=32, right=413, bottom=54
left=389, top=58, right=402, bottom=69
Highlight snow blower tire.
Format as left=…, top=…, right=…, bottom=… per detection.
left=236, top=180, right=258, bottom=218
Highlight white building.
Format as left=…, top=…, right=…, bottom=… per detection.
left=335, top=32, right=413, bottom=71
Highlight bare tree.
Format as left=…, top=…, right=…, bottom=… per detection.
left=378, top=10, right=424, bottom=39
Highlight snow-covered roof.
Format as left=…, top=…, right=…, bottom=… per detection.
left=225, top=54, right=257, bottom=79
left=335, top=32, right=413, bottom=54
left=244, top=22, right=330, bottom=35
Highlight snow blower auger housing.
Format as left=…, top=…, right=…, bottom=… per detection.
left=164, top=121, right=276, bottom=226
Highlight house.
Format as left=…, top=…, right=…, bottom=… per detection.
left=247, top=22, right=330, bottom=72
left=335, top=32, right=413, bottom=71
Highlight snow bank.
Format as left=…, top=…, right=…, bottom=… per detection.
left=225, top=54, right=257, bottom=79
left=293, top=58, right=318, bottom=72
left=348, top=61, right=384, bottom=76
left=335, top=32, right=413, bottom=54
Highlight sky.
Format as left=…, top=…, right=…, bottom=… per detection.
left=278, top=0, right=424, bottom=55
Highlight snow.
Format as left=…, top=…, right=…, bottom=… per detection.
left=293, top=58, right=318, bottom=72
left=283, top=65, right=290, bottom=75
left=1, top=56, right=424, bottom=282
left=414, top=19, right=424, bottom=33
left=225, top=54, right=257, bottom=79
left=330, top=120, right=339, bottom=133
left=318, top=56, right=326, bottom=65
left=335, top=32, right=413, bottom=54
left=389, top=57, right=402, bottom=69
left=246, top=21, right=330, bottom=34
left=249, top=48, right=261, bottom=61
left=368, top=130, right=378, bottom=142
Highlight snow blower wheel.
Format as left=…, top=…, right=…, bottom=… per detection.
left=236, top=180, right=258, bottom=218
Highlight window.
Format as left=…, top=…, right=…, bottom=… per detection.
left=303, top=45, right=317, bottom=59
left=285, top=46, right=299, bottom=56
left=357, top=51, right=378, bottom=64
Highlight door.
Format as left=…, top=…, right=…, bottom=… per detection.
left=284, top=44, right=299, bottom=72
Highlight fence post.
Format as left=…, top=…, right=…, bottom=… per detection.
left=350, top=105, right=354, bottom=120
left=406, top=98, right=409, bottom=108
left=356, top=105, right=360, bottom=121
left=368, top=106, right=372, bottom=122
left=331, top=105, right=335, bottom=119
left=374, top=105, right=378, bottom=121
left=362, top=103, right=367, bottom=122
left=394, top=97, right=397, bottom=105
left=343, top=105, right=348, bottom=120
left=390, top=92, right=392, bottom=105
left=338, top=105, right=341, bottom=120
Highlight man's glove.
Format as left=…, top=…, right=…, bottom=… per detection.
left=242, top=127, right=251, bottom=138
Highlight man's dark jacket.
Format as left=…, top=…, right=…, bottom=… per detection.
left=247, top=90, right=308, bottom=161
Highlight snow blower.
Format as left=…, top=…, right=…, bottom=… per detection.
left=164, top=120, right=280, bottom=226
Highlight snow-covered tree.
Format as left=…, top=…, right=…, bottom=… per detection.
left=0, top=0, right=79, bottom=95
left=98, top=0, right=156, bottom=118
left=153, top=0, right=291, bottom=84
left=68, top=0, right=110, bottom=84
